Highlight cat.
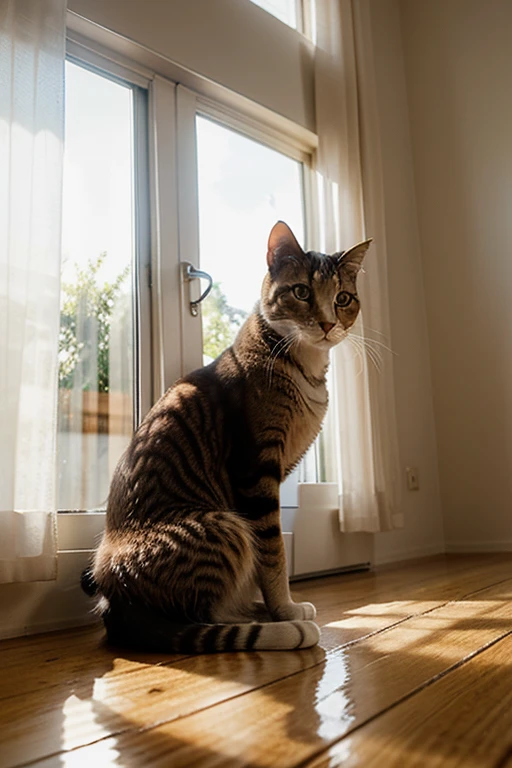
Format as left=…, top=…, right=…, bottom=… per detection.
left=82, top=221, right=370, bottom=653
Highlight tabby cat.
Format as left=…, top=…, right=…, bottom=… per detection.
left=83, top=221, right=370, bottom=653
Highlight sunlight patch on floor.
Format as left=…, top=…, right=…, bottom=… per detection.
left=62, top=694, right=114, bottom=750
left=324, top=601, right=443, bottom=631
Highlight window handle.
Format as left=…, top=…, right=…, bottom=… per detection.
left=182, top=262, right=213, bottom=317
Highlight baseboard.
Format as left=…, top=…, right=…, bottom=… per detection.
left=376, top=539, right=512, bottom=565
left=0, top=550, right=97, bottom=641
left=0, top=613, right=100, bottom=641
left=290, top=562, right=371, bottom=582
left=445, top=540, right=512, bottom=553
left=374, top=542, right=446, bottom=566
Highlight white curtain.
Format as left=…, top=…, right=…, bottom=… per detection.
left=315, top=0, right=403, bottom=532
left=0, top=0, right=66, bottom=582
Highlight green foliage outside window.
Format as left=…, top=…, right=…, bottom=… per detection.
left=59, top=253, right=129, bottom=393
left=202, top=282, right=248, bottom=361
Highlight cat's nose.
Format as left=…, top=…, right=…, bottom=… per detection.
left=319, top=322, right=335, bottom=335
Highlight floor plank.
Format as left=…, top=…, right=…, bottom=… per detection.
left=308, top=632, right=512, bottom=767
left=0, top=625, right=189, bottom=702
left=1, top=554, right=511, bottom=768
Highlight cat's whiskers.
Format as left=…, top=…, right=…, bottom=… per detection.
left=266, top=331, right=299, bottom=386
left=352, top=336, right=382, bottom=374
left=269, top=332, right=299, bottom=370
left=354, top=338, right=383, bottom=369
left=266, top=332, right=296, bottom=369
left=360, top=340, right=384, bottom=373
left=360, top=324, right=390, bottom=341
left=349, top=331, right=396, bottom=357
left=346, top=334, right=383, bottom=374
left=265, top=332, right=293, bottom=386
left=347, top=332, right=393, bottom=367
left=345, top=335, right=366, bottom=377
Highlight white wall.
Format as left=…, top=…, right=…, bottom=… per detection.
left=400, top=0, right=512, bottom=551
left=366, top=0, right=445, bottom=564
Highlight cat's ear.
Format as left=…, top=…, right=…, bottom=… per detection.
left=337, top=238, right=372, bottom=277
left=267, top=221, right=303, bottom=270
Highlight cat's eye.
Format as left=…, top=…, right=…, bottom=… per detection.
left=292, top=284, right=311, bottom=301
left=336, top=291, right=354, bottom=308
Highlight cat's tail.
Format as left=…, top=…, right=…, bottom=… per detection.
left=100, top=596, right=320, bottom=653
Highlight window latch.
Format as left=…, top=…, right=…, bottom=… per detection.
left=181, top=262, right=213, bottom=317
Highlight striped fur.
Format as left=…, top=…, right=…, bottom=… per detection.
left=85, top=222, right=371, bottom=653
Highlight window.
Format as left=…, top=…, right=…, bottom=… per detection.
left=249, top=0, right=301, bottom=29
left=57, top=61, right=319, bottom=513
left=196, top=116, right=305, bottom=364
left=57, top=61, right=142, bottom=511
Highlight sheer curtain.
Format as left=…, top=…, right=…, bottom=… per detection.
left=315, top=0, right=403, bottom=532
left=0, top=0, right=66, bottom=582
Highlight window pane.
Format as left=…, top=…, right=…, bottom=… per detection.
left=57, top=61, right=135, bottom=511
left=196, top=116, right=305, bottom=364
left=250, top=0, right=298, bottom=28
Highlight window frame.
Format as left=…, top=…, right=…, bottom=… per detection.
left=57, top=48, right=152, bottom=516
left=65, top=40, right=153, bottom=427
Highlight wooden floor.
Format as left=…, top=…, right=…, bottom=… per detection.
left=2, top=554, right=512, bottom=768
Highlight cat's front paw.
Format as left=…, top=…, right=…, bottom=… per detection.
left=294, top=601, right=317, bottom=620
left=274, top=601, right=317, bottom=621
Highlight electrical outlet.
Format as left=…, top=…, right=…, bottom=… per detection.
left=406, top=466, right=420, bottom=491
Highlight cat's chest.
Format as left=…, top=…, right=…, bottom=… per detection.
left=282, top=377, right=328, bottom=471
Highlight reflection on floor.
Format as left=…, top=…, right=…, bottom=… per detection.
left=1, top=553, right=512, bottom=767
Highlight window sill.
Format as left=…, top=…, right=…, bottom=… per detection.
left=55, top=484, right=339, bottom=552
